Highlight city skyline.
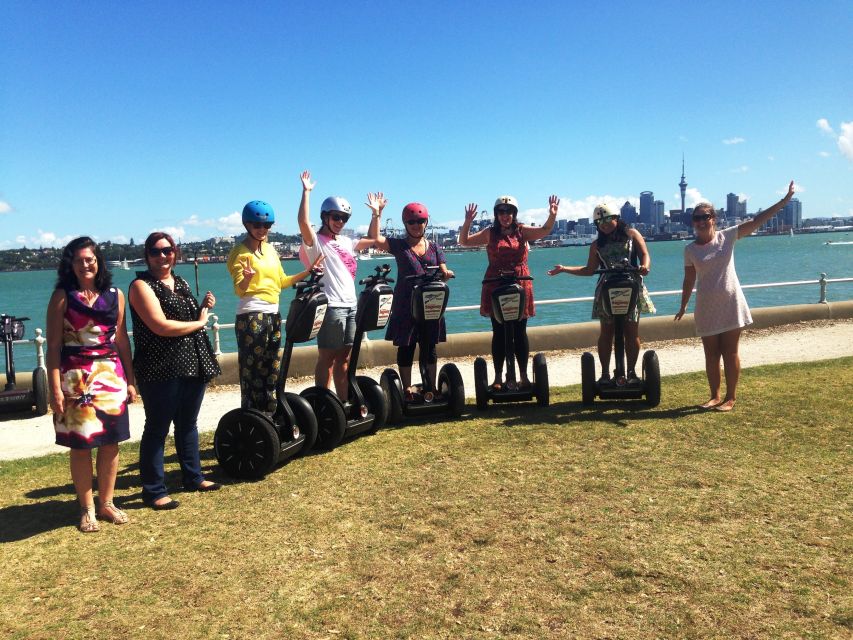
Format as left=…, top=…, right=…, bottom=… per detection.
left=2, top=2, right=851, bottom=249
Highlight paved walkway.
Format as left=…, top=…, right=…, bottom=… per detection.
left=1, top=319, right=851, bottom=461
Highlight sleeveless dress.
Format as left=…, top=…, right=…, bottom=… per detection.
left=54, top=287, right=130, bottom=449
left=591, top=237, right=656, bottom=322
left=480, top=227, right=535, bottom=319
left=385, top=237, right=448, bottom=347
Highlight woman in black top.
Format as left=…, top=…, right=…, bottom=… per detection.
left=128, top=232, right=221, bottom=510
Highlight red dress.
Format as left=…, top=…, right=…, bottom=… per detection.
left=480, top=226, right=535, bottom=319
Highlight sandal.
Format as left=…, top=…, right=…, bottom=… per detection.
left=98, top=500, right=129, bottom=525
left=79, top=506, right=100, bottom=533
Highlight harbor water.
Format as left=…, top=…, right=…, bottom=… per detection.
left=2, top=231, right=852, bottom=372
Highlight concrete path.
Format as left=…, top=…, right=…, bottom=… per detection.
left=1, top=319, right=851, bottom=461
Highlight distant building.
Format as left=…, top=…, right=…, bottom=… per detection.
left=620, top=201, right=638, bottom=223
left=639, top=191, right=654, bottom=225
left=783, top=198, right=802, bottom=229
left=652, top=200, right=665, bottom=230
left=726, top=193, right=740, bottom=219
left=679, top=157, right=688, bottom=217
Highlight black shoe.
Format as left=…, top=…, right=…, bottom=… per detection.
left=597, top=373, right=611, bottom=385
left=148, top=498, right=180, bottom=511
left=627, top=370, right=640, bottom=383
left=189, top=481, right=222, bottom=493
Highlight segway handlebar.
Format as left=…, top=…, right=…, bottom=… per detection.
left=359, top=263, right=394, bottom=286
left=482, top=272, right=533, bottom=285
left=405, top=265, right=452, bottom=283
left=293, top=269, right=325, bottom=292
left=1, top=315, right=29, bottom=343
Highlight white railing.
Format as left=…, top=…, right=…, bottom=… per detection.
left=12, top=274, right=853, bottom=365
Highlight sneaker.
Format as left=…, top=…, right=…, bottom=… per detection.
left=597, top=373, right=611, bottom=385
left=627, top=370, right=640, bottom=384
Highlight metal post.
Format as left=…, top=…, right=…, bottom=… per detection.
left=819, top=273, right=827, bottom=304
left=34, top=328, right=46, bottom=369
left=210, top=314, right=221, bottom=356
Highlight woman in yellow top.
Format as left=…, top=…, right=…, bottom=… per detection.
left=227, top=200, right=323, bottom=411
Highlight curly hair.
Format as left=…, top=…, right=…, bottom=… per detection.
left=55, top=236, right=113, bottom=292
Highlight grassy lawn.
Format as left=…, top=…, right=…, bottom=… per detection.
left=1, top=358, right=851, bottom=639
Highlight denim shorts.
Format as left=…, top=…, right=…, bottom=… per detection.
left=316, top=305, right=357, bottom=349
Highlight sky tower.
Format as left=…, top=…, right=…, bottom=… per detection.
left=679, top=155, right=688, bottom=219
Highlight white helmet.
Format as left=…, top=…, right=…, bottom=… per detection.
left=593, top=203, right=618, bottom=223
left=493, top=195, right=519, bottom=214
left=320, top=196, right=352, bottom=215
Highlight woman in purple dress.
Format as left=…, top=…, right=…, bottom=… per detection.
left=367, top=194, right=454, bottom=399
left=46, top=236, right=136, bottom=532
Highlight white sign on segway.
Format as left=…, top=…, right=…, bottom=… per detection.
left=608, top=288, right=632, bottom=315
left=498, top=293, right=521, bottom=322
left=309, top=304, right=328, bottom=340
left=422, top=291, right=446, bottom=320
left=376, top=294, right=393, bottom=328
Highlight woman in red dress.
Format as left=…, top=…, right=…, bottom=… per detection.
left=458, top=195, right=559, bottom=389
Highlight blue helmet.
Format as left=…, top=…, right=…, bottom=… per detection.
left=242, top=200, right=275, bottom=224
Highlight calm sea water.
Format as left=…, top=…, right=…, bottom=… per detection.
left=3, top=231, right=852, bottom=371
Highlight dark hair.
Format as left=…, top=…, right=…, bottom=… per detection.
left=55, top=236, right=113, bottom=292
left=143, top=231, right=179, bottom=269
left=491, top=209, right=519, bottom=235
left=693, top=203, right=716, bottom=219
left=595, top=218, right=630, bottom=248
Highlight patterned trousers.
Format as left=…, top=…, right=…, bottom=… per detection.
left=235, top=312, right=282, bottom=412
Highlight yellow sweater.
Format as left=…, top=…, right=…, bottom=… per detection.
left=226, top=241, right=302, bottom=305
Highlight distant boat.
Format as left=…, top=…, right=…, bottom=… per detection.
left=789, top=229, right=794, bottom=237
left=824, top=240, right=853, bottom=245
left=559, top=234, right=597, bottom=247
left=357, top=249, right=393, bottom=261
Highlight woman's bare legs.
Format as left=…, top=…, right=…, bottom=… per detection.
left=700, top=334, right=723, bottom=408
left=716, top=328, right=742, bottom=411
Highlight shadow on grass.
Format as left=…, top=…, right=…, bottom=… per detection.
left=0, top=498, right=73, bottom=541
left=491, top=400, right=704, bottom=429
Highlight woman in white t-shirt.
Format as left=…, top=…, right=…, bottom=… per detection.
left=298, top=171, right=378, bottom=401
left=675, top=180, right=795, bottom=412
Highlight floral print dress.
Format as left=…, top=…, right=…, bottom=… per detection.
left=54, top=287, right=130, bottom=449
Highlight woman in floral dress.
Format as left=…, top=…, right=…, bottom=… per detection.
left=46, top=236, right=136, bottom=532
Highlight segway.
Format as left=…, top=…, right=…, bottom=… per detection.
left=301, top=264, right=393, bottom=449
left=473, top=272, right=549, bottom=410
left=0, top=315, right=49, bottom=416
left=214, top=273, right=325, bottom=479
left=580, top=254, right=660, bottom=407
left=381, top=266, right=465, bottom=423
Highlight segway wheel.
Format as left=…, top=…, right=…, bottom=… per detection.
left=380, top=369, right=404, bottom=425
left=32, top=367, right=49, bottom=416
left=473, top=357, right=489, bottom=411
left=214, top=409, right=280, bottom=479
left=438, top=363, right=465, bottom=418
left=283, top=392, right=318, bottom=453
left=532, top=353, right=549, bottom=407
left=300, top=387, right=346, bottom=450
left=581, top=352, right=596, bottom=406
left=356, top=375, right=387, bottom=432
left=642, top=350, right=661, bottom=408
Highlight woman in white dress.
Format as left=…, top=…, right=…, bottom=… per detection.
left=675, top=181, right=795, bottom=411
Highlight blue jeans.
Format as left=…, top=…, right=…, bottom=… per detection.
left=138, top=378, right=207, bottom=502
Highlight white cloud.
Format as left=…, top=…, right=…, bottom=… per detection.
left=731, top=165, right=750, bottom=173
left=838, top=121, right=853, bottom=161
left=768, top=155, right=775, bottom=161
left=154, top=226, right=186, bottom=241
left=216, top=211, right=244, bottom=234
left=723, top=137, right=745, bottom=145
left=683, top=187, right=707, bottom=208
left=818, top=151, right=831, bottom=157
left=518, top=195, right=639, bottom=225
left=110, top=235, right=129, bottom=244
left=183, top=214, right=213, bottom=227
left=817, top=118, right=835, bottom=135
left=14, top=229, right=76, bottom=248
left=0, top=201, right=11, bottom=214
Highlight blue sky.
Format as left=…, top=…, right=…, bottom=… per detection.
left=2, top=1, right=851, bottom=248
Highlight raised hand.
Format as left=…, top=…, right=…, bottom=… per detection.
left=464, top=203, right=479, bottom=222
left=548, top=195, right=560, bottom=216
left=300, top=170, right=315, bottom=192
left=366, top=192, right=387, bottom=216
left=784, top=180, right=795, bottom=201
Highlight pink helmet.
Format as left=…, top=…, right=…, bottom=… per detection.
left=402, top=202, right=429, bottom=222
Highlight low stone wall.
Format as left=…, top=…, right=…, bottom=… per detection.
left=5, top=300, right=852, bottom=390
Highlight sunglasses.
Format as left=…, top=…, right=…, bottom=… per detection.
left=250, top=222, right=273, bottom=230
left=328, top=213, right=350, bottom=223
left=596, top=215, right=617, bottom=225
left=148, top=246, right=175, bottom=257
left=692, top=214, right=714, bottom=222
left=495, top=208, right=515, bottom=215
left=405, top=219, right=427, bottom=226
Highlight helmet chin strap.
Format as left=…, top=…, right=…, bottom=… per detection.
left=319, top=214, right=337, bottom=239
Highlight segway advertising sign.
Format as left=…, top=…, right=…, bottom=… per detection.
left=377, top=294, right=392, bottom=328
left=422, top=291, right=446, bottom=321
left=309, top=304, right=328, bottom=340
left=608, top=288, right=632, bottom=316
left=497, top=293, right=521, bottom=322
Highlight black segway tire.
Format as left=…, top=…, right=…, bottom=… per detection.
left=356, top=375, right=387, bottom=432
left=474, top=357, right=489, bottom=411
left=532, top=353, right=549, bottom=407
left=581, top=352, right=596, bottom=406
left=438, top=363, right=465, bottom=418
left=214, top=409, right=280, bottom=479
left=283, top=392, right=318, bottom=453
left=380, top=369, right=404, bottom=424
left=300, top=387, right=347, bottom=450
left=32, top=367, right=49, bottom=416
left=642, top=350, right=661, bottom=408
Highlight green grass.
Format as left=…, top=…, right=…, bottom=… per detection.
left=1, top=358, right=851, bottom=639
